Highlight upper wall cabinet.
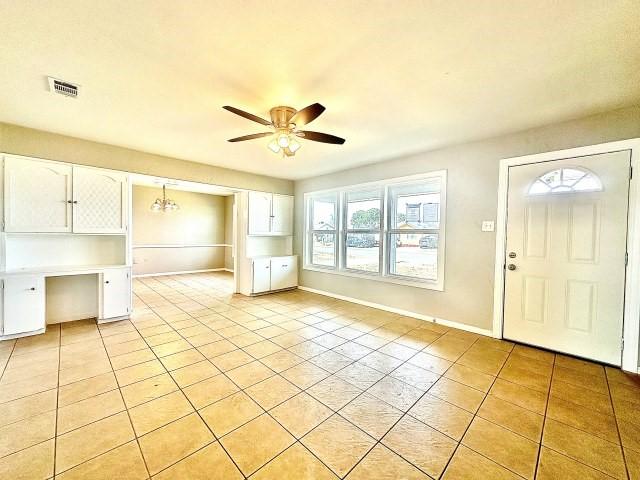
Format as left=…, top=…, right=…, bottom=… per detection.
left=271, top=194, right=293, bottom=235
left=72, top=166, right=128, bottom=233
left=3, top=156, right=128, bottom=234
left=4, top=156, right=73, bottom=232
left=248, top=191, right=293, bottom=236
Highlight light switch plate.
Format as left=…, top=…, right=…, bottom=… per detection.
left=481, top=220, right=495, bottom=232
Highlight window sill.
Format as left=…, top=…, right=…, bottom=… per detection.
left=302, top=265, right=444, bottom=291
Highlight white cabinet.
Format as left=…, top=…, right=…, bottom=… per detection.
left=248, top=191, right=293, bottom=236
left=99, top=268, right=131, bottom=320
left=272, top=194, right=293, bottom=235
left=2, top=275, right=46, bottom=335
left=4, top=156, right=72, bottom=233
left=252, top=258, right=272, bottom=294
left=2, top=156, right=128, bottom=234
left=251, top=256, right=298, bottom=294
left=248, top=191, right=272, bottom=235
left=73, top=166, right=128, bottom=233
left=270, top=256, right=297, bottom=290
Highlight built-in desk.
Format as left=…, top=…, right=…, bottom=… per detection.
left=0, top=264, right=132, bottom=340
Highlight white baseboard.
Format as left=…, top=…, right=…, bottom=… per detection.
left=223, top=268, right=234, bottom=273
left=298, top=285, right=493, bottom=337
left=133, top=268, right=229, bottom=278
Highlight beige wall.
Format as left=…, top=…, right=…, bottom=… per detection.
left=0, top=123, right=293, bottom=194
left=294, top=105, right=640, bottom=332
left=132, top=185, right=229, bottom=275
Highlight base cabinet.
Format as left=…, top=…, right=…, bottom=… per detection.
left=2, top=275, right=46, bottom=336
left=99, top=268, right=131, bottom=320
left=251, top=256, right=298, bottom=294
left=270, top=256, right=298, bottom=290
left=252, top=259, right=272, bottom=294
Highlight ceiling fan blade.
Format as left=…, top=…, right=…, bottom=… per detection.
left=299, top=130, right=345, bottom=144
left=290, top=103, right=326, bottom=126
left=223, top=106, right=272, bottom=126
left=227, top=132, right=273, bottom=142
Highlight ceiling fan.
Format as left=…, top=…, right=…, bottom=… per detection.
left=223, top=103, right=345, bottom=157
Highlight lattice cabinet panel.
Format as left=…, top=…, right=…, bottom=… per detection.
left=72, top=166, right=128, bottom=233
left=4, top=156, right=72, bottom=232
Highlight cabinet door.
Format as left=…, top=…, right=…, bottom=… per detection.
left=3, top=276, right=46, bottom=335
left=252, top=259, right=271, bottom=293
left=100, top=268, right=131, bottom=319
left=270, top=256, right=298, bottom=290
left=73, top=166, right=128, bottom=234
left=248, top=191, right=272, bottom=235
left=4, top=156, right=72, bottom=232
left=271, top=194, right=293, bottom=235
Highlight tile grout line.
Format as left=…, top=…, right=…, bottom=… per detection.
left=531, top=353, right=555, bottom=479
left=52, top=324, right=62, bottom=478
left=605, top=369, right=631, bottom=480
left=96, top=318, right=153, bottom=480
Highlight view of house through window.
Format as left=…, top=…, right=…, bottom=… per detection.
left=309, top=193, right=338, bottom=267
left=305, top=171, right=446, bottom=289
left=389, top=179, right=441, bottom=280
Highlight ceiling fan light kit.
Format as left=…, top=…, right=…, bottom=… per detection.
left=223, top=103, right=345, bottom=157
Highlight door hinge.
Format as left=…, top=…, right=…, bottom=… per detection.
left=625, top=252, right=629, bottom=266
left=630, top=165, right=633, bottom=180
left=621, top=337, right=625, bottom=350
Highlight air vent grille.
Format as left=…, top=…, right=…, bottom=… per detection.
left=47, top=77, right=79, bottom=98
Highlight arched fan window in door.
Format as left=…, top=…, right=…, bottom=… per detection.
left=528, top=167, right=603, bottom=195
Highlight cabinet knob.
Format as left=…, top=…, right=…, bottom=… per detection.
left=29, top=287, right=36, bottom=291
left=105, top=280, right=110, bottom=284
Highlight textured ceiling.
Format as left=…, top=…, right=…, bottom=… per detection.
left=1, top=1, right=639, bottom=180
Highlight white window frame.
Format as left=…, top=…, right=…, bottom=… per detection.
left=303, top=170, right=447, bottom=291
left=306, top=192, right=338, bottom=269
left=341, top=187, right=384, bottom=275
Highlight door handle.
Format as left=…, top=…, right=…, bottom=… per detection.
left=507, top=264, right=517, bottom=271
left=508, top=252, right=517, bottom=259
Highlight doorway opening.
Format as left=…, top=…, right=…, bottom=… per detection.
left=129, top=174, right=239, bottom=293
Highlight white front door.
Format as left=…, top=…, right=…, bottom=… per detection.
left=503, top=150, right=630, bottom=365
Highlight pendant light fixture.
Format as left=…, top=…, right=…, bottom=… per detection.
left=150, top=184, right=180, bottom=212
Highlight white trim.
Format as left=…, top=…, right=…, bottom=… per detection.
left=132, top=244, right=232, bottom=249
left=223, top=268, right=234, bottom=273
left=298, top=285, right=493, bottom=337
left=132, top=268, right=227, bottom=278
left=492, top=138, right=640, bottom=372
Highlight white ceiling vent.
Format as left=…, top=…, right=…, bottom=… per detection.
left=47, top=77, right=79, bottom=98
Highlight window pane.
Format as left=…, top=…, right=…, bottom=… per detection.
left=312, top=194, right=337, bottom=230
left=311, top=233, right=336, bottom=267
left=389, top=233, right=438, bottom=280
left=346, top=190, right=381, bottom=230
left=346, top=233, right=380, bottom=272
left=529, top=168, right=602, bottom=195
left=390, top=180, right=441, bottom=229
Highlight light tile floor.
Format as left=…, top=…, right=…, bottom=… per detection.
left=0, top=272, right=639, bottom=479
